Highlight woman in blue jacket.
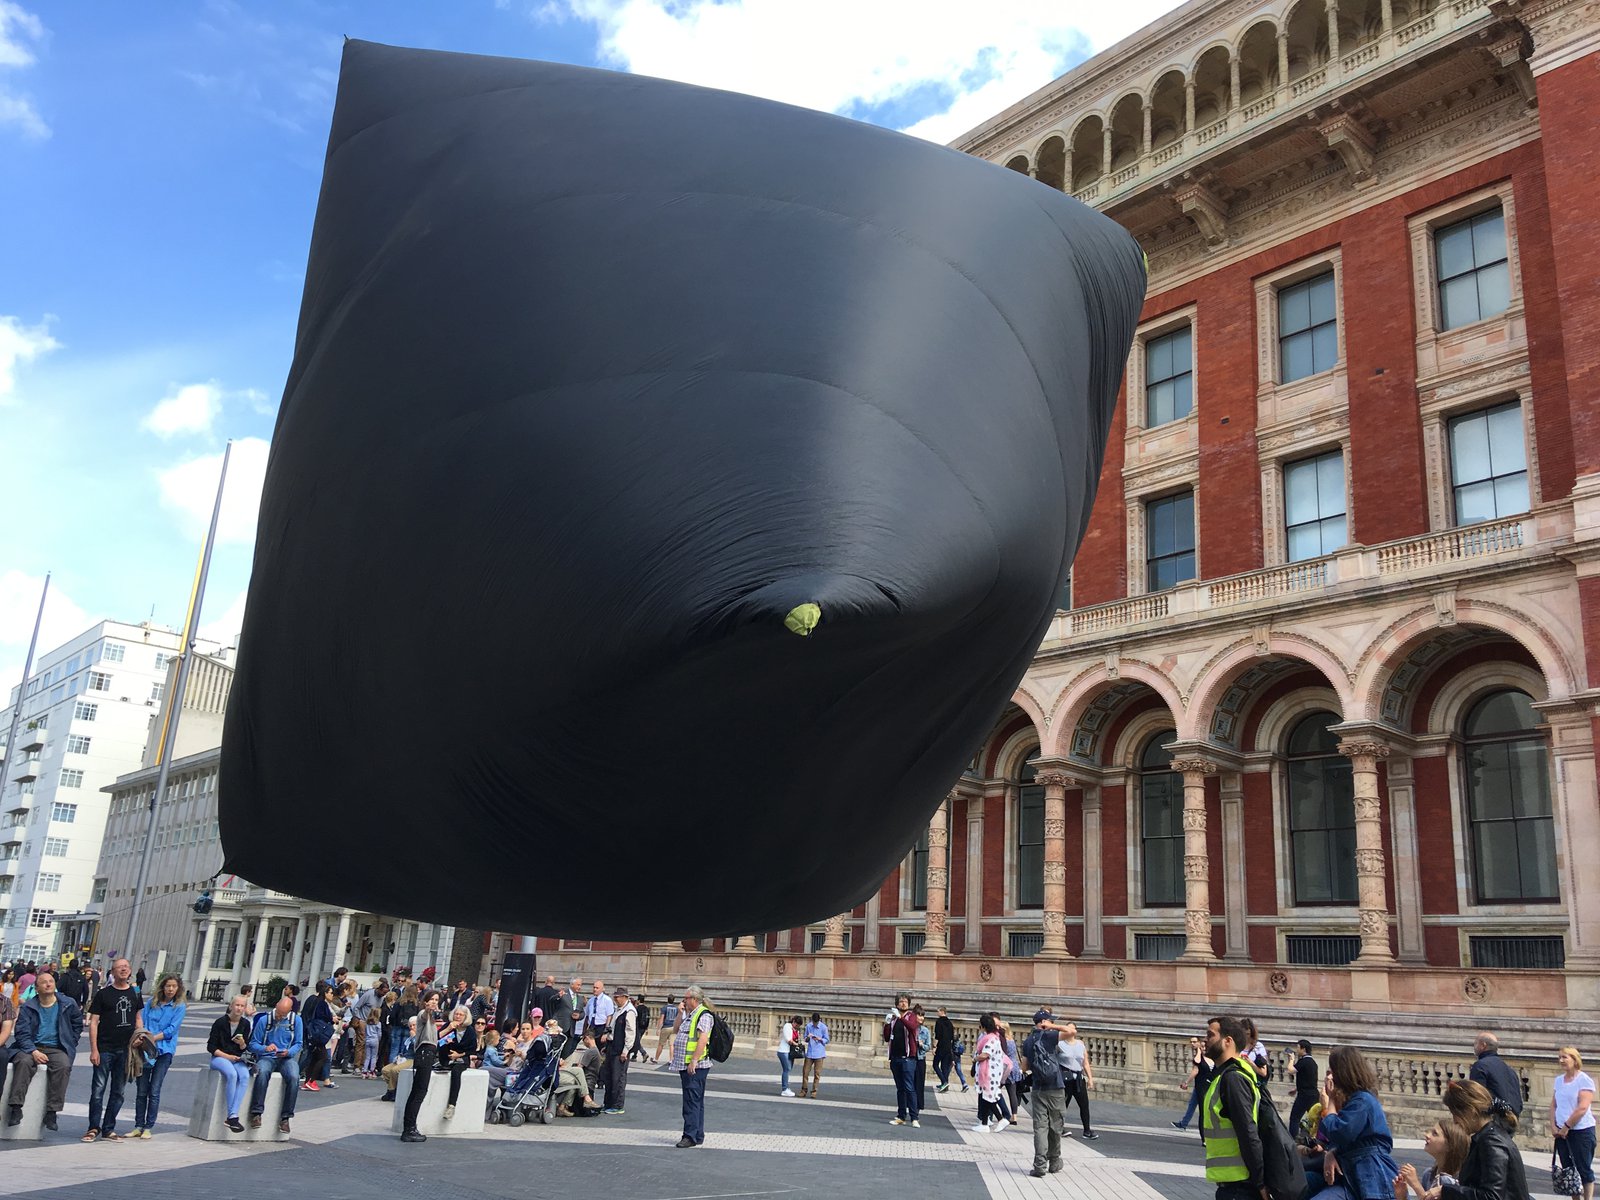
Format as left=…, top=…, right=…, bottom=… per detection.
left=133, top=973, right=187, bottom=1137
left=1315, top=1046, right=1400, bottom=1199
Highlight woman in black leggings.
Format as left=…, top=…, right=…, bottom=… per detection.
left=400, top=990, right=443, bottom=1143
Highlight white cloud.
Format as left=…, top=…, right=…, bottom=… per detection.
left=143, top=381, right=223, bottom=438
left=0, top=313, right=59, bottom=402
left=539, top=0, right=1183, bottom=143
left=0, top=1, right=48, bottom=140
left=154, top=436, right=271, bottom=547
left=0, top=570, right=91, bottom=703
left=198, top=586, right=248, bottom=649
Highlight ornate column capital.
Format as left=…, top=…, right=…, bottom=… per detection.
left=1171, top=757, right=1220, bottom=777
left=1338, top=738, right=1392, bottom=763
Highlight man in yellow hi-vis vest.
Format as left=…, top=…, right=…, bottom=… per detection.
left=1201, top=1014, right=1269, bottom=1200
left=671, top=984, right=715, bottom=1148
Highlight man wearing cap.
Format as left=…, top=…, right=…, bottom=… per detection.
left=1022, top=1009, right=1069, bottom=1176
left=599, top=987, right=636, bottom=1114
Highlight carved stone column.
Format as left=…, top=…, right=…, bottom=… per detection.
left=1034, top=768, right=1073, bottom=960
left=1339, top=738, right=1394, bottom=963
left=963, top=792, right=988, bottom=955
left=1101, top=125, right=1113, bottom=177
left=1141, top=101, right=1153, bottom=156
left=1080, top=780, right=1105, bottom=958
left=1173, top=758, right=1218, bottom=960
left=821, top=913, right=848, bottom=955
left=1184, top=80, right=1196, bottom=137
left=1229, top=55, right=1242, bottom=125
left=922, top=798, right=951, bottom=956
left=1325, top=0, right=1342, bottom=76
left=1276, top=32, right=1290, bottom=98
left=731, top=936, right=759, bottom=953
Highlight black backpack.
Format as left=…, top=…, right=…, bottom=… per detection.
left=1023, top=1030, right=1065, bottom=1090
left=705, top=1010, right=734, bottom=1062
left=1255, top=1083, right=1309, bottom=1200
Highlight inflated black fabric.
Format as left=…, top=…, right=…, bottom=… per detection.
left=221, top=40, right=1147, bottom=939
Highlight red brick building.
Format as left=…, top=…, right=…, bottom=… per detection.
left=526, top=0, right=1600, bottom=1029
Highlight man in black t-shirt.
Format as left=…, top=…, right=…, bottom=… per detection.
left=85, top=957, right=144, bottom=1140
left=1288, top=1039, right=1319, bottom=1135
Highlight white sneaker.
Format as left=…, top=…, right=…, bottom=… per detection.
left=971, top=1121, right=991, bottom=1133
left=994, top=1118, right=1011, bottom=1133
left=910, top=1119, right=921, bottom=1128
left=781, top=1089, right=795, bottom=1097
left=443, top=1105, right=455, bottom=1119
left=890, top=1117, right=905, bottom=1126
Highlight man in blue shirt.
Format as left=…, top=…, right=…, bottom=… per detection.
left=6, top=969, right=83, bottom=1133
left=248, top=993, right=303, bottom=1134
left=584, top=980, right=615, bottom=1037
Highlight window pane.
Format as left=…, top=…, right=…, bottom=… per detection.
left=1449, top=412, right=1491, bottom=484
left=1285, top=458, right=1319, bottom=524
left=1286, top=524, right=1320, bottom=562
left=1466, top=690, right=1537, bottom=737
left=1144, top=777, right=1179, bottom=835
left=1475, top=833, right=1520, bottom=902
left=1173, top=492, right=1195, bottom=550
left=1145, top=838, right=1181, bottom=906
left=1170, top=373, right=1193, bottom=421
left=1019, top=790, right=1044, bottom=840
left=1508, top=739, right=1552, bottom=817
left=1148, top=379, right=1173, bottom=426
left=1487, top=402, right=1526, bottom=472
left=1288, top=760, right=1325, bottom=828
left=1172, top=327, right=1193, bottom=374
left=1293, top=831, right=1332, bottom=902
left=1147, top=335, right=1171, bottom=380
left=1493, top=473, right=1529, bottom=518
left=1149, top=500, right=1174, bottom=555
left=1466, top=745, right=1513, bottom=819
left=1320, top=514, right=1347, bottom=554
left=1308, top=273, right=1336, bottom=326
left=1282, top=330, right=1313, bottom=382
left=1520, top=817, right=1559, bottom=900
left=1439, top=274, right=1480, bottom=330
left=1311, top=322, right=1338, bottom=373
left=1453, top=480, right=1495, bottom=524
left=1317, top=452, right=1345, bottom=513
left=1172, top=550, right=1196, bottom=584
left=1476, top=260, right=1510, bottom=320
left=1279, top=281, right=1312, bottom=334
left=1330, top=823, right=1358, bottom=902
left=1436, top=220, right=1476, bottom=279
left=1472, top=209, right=1507, bottom=267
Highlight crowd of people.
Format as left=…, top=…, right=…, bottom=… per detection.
left=0, top=953, right=1588, bottom=1200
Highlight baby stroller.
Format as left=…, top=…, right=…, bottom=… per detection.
left=488, top=1049, right=561, bottom=1126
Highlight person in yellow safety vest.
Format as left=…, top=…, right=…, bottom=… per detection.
left=672, top=984, right=715, bottom=1149
left=1202, top=1014, right=1269, bottom=1200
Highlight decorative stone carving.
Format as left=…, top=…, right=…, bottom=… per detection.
left=1172, top=758, right=1220, bottom=776
left=1359, top=910, right=1390, bottom=936
left=1355, top=848, right=1387, bottom=876
left=1044, top=861, right=1067, bottom=883
left=925, top=911, right=947, bottom=936
left=1184, top=910, right=1211, bottom=937
left=1463, top=974, right=1490, bottom=1003
left=1042, top=911, right=1067, bottom=932
left=1044, top=818, right=1068, bottom=839
left=929, top=827, right=949, bottom=849
left=775, top=957, right=787, bottom=975
left=1320, top=112, right=1378, bottom=184
left=928, top=867, right=949, bottom=889
left=1176, top=178, right=1230, bottom=246
left=1035, top=771, right=1072, bottom=792
left=695, top=956, right=706, bottom=972
left=979, top=962, right=994, bottom=982
left=869, top=960, right=882, bottom=977
left=1354, top=796, right=1383, bottom=822
left=1110, top=965, right=1128, bottom=988
left=1269, top=971, right=1291, bottom=995
left=1184, top=853, right=1210, bottom=880
left=1182, top=807, right=1209, bottom=831
left=1340, top=741, right=1391, bottom=763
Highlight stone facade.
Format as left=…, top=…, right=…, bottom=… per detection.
left=527, top=0, right=1600, bottom=1078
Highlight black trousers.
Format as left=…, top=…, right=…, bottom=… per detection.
left=1288, top=1091, right=1317, bottom=1137
left=1063, top=1075, right=1093, bottom=1133
left=402, top=1044, right=438, bottom=1131
left=602, top=1052, right=628, bottom=1108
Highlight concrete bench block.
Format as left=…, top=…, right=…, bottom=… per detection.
left=188, top=1066, right=288, bottom=1142
left=0, top=1062, right=49, bottom=1142
left=390, top=1068, right=488, bottom=1136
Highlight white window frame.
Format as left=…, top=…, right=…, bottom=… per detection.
left=1254, top=251, right=1347, bottom=394
left=1408, top=182, right=1525, bottom=382
left=50, top=801, right=77, bottom=823
left=102, top=643, right=125, bottom=663
left=87, top=672, right=111, bottom=692
left=58, top=769, right=83, bottom=788
left=74, top=701, right=97, bottom=721
left=1125, top=310, right=1200, bottom=434
left=1419, top=384, right=1540, bottom=532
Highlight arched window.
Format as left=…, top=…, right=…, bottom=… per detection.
left=910, top=826, right=929, bottom=911
left=1016, top=756, right=1043, bottom=909
left=1463, top=690, right=1557, bottom=902
left=1140, top=731, right=1183, bottom=907
left=1287, top=712, right=1356, bottom=904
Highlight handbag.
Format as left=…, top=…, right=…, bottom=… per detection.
left=1554, top=1149, right=1584, bottom=1197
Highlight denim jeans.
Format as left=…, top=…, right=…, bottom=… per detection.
left=1559, top=1126, right=1598, bottom=1185
left=892, top=1058, right=919, bottom=1121
left=252, top=1054, right=300, bottom=1117
left=135, top=1054, right=173, bottom=1130
left=1177, top=1085, right=1202, bottom=1128
left=679, top=1066, right=709, bottom=1144
left=208, top=1056, right=253, bottom=1119
left=776, top=1051, right=791, bottom=1091
left=88, top=1049, right=129, bottom=1134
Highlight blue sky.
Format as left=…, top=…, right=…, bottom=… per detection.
left=0, top=0, right=1178, bottom=683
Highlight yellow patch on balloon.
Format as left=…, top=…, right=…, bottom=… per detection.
left=784, top=603, right=821, bottom=637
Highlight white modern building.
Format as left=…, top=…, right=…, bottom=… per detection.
left=87, top=650, right=463, bottom=991
left=0, top=620, right=217, bottom=963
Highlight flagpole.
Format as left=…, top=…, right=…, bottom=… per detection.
left=2, top=573, right=50, bottom=821
left=124, top=441, right=232, bottom=962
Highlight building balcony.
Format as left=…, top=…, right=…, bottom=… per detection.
left=1050, top=512, right=1551, bottom=647
left=18, top=726, right=44, bottom=752
left=11, top=756, right=41, bottom=783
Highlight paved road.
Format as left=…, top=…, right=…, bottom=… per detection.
left=5, top=1003, right=1558, bottom=1198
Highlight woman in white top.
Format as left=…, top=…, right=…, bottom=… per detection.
left=777, top=1016, right=797, bottom=1097
left=1554, top=1046, right=1597, bottom=1200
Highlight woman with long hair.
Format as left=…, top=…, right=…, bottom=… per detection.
left=1554, top=1047, right=1597, bottom=1200
left=132, top=973, right=187, bottom=1137
left=1441, top=1079, right=1530, bottom=1199
left=206, top=993, right=254, bottom=1133
left=972, top=1012, right=1012, bottom=1133
left=1315, top=1046, right=1400, bottom=1198
left=400, top=989, right=443, bottom=1143
left=299, top=981, right=336, bottom=1093
left=1395, top=1118, right=1470, bottom=1197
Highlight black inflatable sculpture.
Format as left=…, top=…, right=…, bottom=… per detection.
left=221, top=40, right=1147, bottom=939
